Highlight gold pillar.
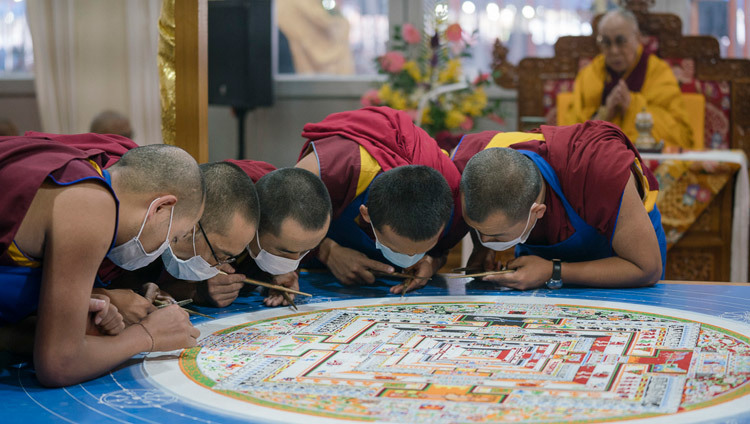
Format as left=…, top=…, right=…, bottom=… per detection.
left=158, top=0, right=209, bottom=163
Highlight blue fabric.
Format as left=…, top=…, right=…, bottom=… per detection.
left=0, top=169, right=117, bottom=323
left=514, top=150, right=666, bottom=278
left=0, top=265, right=42, bottom=324
left=325, top=186, right=391, bottom=266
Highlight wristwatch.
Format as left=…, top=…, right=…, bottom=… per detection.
left=546, top=259, right=563, bottom=289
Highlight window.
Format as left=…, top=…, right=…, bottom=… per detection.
left=0, top=0, right=32, bottom=75
left=425, top=0, right=595, bottom=77
left=277, top=0, right=388, bottom=75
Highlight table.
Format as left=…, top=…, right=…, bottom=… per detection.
left=3, top=272, right=750, bottom=423
left=641, top=150, right=750, bottom=282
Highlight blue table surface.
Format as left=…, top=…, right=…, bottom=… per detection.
left=3, top=272, right=750, bottom=423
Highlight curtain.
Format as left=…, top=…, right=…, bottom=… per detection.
left=26, top=0, right=77, bottom=134
left=27, top=0, right=162, bottom=145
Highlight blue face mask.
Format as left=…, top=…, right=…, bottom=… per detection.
left=371, top=223, right=425, bottom=268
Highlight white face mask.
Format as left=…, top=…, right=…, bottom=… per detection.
left=107, top=198, right=174, bottom=270
left=162, top=226, right=221, bottom=281
left=477, top=203, right=538, bottom=252
left=372, top=224, right=425, bottom=268
left=248, top=233, right=308, bottom=275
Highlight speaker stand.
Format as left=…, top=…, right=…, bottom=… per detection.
left=233, top=106, right=251, bottom=159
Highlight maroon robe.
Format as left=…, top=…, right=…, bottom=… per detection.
left=0, top=135, right=115, bottom=265
left=224, top=159, right=277, bottom=183
left=452, top=121, right=658, bottom=244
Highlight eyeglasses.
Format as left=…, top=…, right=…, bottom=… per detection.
left=597, top=34, right=631, bottom=50
left=198, top=221, right=240, bottom=266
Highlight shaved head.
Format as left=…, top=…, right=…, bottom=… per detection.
left=598, top=9, right=639, bottom=35
left=109, top=144, right=205, bottom=219
left=368, top=165, right=453, bottom=241
left=199, top=162, right=259, bottom=235
left=461, top=148, right=542, bottom=223
left=90, top=110, right=133, bottom=139
left=256, top=168, right=331, bottom=237
left=0, top=117, right=18, bottom=136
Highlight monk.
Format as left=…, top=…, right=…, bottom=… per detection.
left=295, top=106, right=465, bottom=293
left=197, top=166, right=332, bottom=307
left=90, top=110, right=134, bottom=139
left=453, top=121, right=666, bottom=290
left=101, top=159, right=329, bottom=312
left=0, top=133, right=203, bottom=386
left=146, top=160, right=261, bottom=309
left=558, top=9, right=693, bottom=149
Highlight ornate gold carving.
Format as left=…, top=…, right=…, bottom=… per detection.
left=665, top=250, right=715, bottom=281
left=492, top=39, right=518, bottom=89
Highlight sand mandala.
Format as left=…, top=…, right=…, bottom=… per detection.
left=145, top=297, right=750, bottom=423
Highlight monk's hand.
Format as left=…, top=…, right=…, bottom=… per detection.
left=264, top=272, right=299, bottom=307
left=481, top=255, right=550, bottom=291
left=323, top=241, right=394, bottom=285
left=616, top=80, right=631, bottom=111
left=88, top=294, right=125, bottom=336
left=204, top=264, right=245, bottom=308
left=99, top=287, right=156, bottom=325
left=392, top=255, right=442, bottom=294
left=140, top=305, right=200, bottom=351
left=466, top=244, right=497, bottom=272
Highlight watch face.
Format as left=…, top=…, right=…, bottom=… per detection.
left=546, top=279, right=563, bottom=289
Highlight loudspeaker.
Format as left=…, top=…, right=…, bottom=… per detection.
left=208, top=0, right=273, bottom=109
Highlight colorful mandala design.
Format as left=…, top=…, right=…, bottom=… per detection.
left=177, top=300, right=750, bottom=423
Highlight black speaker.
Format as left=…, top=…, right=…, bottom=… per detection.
left=208, top=0, right=273, bottom=109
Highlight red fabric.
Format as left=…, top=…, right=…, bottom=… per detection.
left=307, top=136, right=362, bottom=219
left=224, top=159, right=277, bottom=183
left=24, top=131, right=138, bottom=168
left=0, top=135, right=111, bottom=257
left=453, top=122, right=657, bottom=244
left=300, top=107, right=461, bottom=191
left=300, top=107, right=466, bottom=255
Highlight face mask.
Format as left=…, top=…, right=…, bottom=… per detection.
left=248, top=233, right=308, bottom=275
left=372, top=224, right=425, bottom=268
left=162, top=226, right=221, bottom=281
left=478, top=203, right=538, bottom=252
left=107, top=198, right=174, bottom=270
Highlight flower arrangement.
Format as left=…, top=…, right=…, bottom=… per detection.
left=361, top=20, right=501, bottom=137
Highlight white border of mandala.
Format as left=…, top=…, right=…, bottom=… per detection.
left=144, top=296, right=750, bottom=424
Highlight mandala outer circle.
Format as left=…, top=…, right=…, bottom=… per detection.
left=145, top=297, right=750, bottom=424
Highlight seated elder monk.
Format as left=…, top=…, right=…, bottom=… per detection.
left=558, top=9, right=693, bottom=149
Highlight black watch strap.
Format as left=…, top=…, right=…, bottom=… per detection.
left=546, top=259, right=563, bottom=289
left=552, top=259, right=562, bottom=280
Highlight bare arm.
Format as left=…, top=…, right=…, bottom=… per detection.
left=34, top=183, right=198, bottom=387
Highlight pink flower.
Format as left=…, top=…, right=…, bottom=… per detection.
left=473, top=73, right=490, bottom=85
left=488, top=113, right=506, bottom=126
left=379, top=51, right=406, bottom=73
left=402, top=23, right=421, bottom=44
left=361, top=89, right=381, bottom=107
left=445, top=23, right=462, bottom=43
left=696, top=187, right=712, bottom=203
left=460, top=116, right=474, bottom=131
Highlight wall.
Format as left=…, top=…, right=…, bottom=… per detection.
left=208, top=78, right=518, bottom=167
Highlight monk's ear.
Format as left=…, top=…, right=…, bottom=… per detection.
left=359, top=205, right=371, bottom=224
left=152, top=195, right=177, bottom=218
left=531, top=203, right=546, bottom=220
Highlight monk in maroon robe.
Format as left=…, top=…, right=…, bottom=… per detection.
left=0, top=133, right=202, bottom=386
left=453, top=121, right=666, bottom=290
left=296, top=106, right=466, bottom=293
